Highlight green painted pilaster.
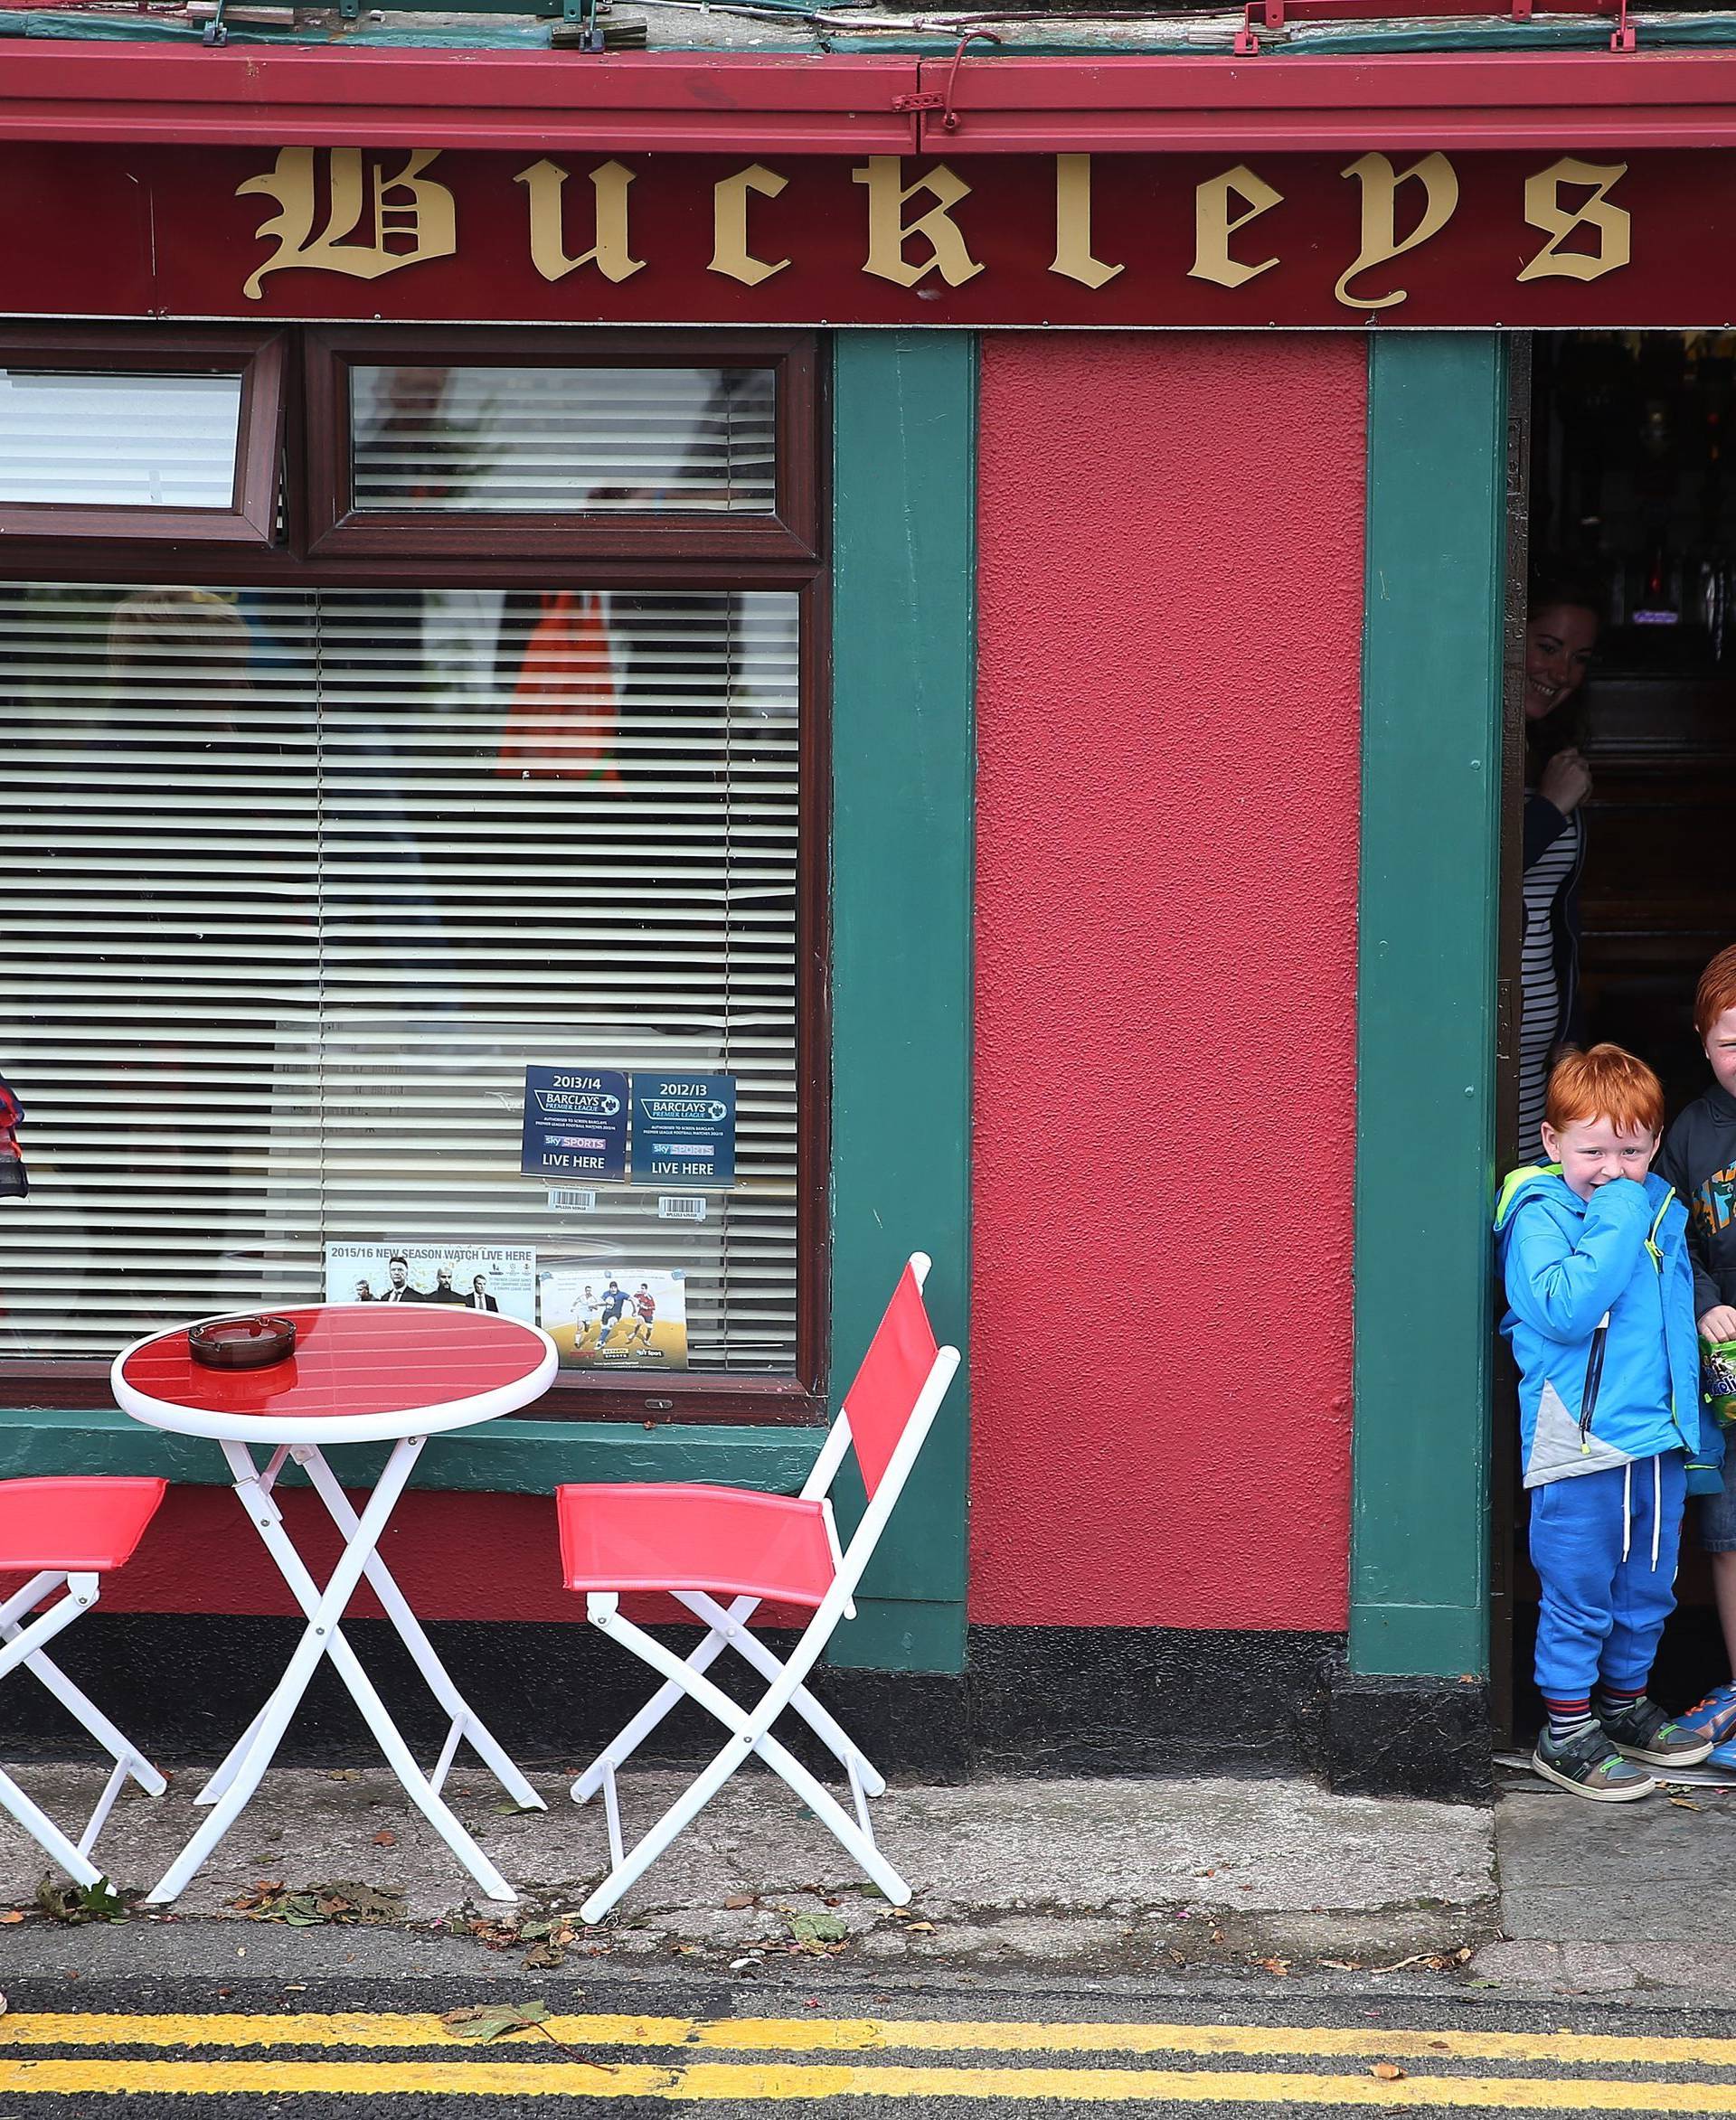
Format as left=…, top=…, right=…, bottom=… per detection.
left=825, top=330, right=976, bottom=1674
left=1349, top=333, right=1508, bottom=1681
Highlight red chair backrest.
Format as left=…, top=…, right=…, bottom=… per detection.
left=841, top=1261, right=940, bottom=1500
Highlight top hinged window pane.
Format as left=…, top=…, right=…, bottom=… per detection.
left=0, top=329, right=286, bottom=545
left=0, top=371, right=242, bottom=510
left=351, top=364, right=777, bottom=516
left=305, top=331, right=819, bottom=563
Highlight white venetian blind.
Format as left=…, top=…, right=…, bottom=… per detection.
left=0, top=371, right=244, bottom=508
left=0, top=580, right=802, bottom=1369
left=351, top=366, right=778, bottom=514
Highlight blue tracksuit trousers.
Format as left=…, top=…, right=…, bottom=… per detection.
left=1530, top=1453, right=1685, bottom=1700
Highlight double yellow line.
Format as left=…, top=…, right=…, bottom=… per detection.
left=6, top=2011, right=1736, bottom=2106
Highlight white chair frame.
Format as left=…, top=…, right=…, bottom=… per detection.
left=570, top=1255, right=961, bottom=1923
left=0, top=1570, right=165, bottom=1889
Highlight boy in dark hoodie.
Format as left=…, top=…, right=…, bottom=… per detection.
left=1657, top=946, right=1736, bottom=1763
left=1495, top=1043, right=1722, bottom=1799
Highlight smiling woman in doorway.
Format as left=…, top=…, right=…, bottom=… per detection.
left=1518, top=566, right=1603, bottom=1162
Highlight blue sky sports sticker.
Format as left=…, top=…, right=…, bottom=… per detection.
left=521, top=1067, right=628, bottom=1181
left=631, top=1073, right=736, bottom=1186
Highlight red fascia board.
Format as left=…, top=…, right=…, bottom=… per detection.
left=5, top=42, right=1736, bottom=154
left=919, top=49, right=1736, bottom=150
left=0, top=47, right=921, bottom=150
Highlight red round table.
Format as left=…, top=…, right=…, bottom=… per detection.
left=112, top=1304, right=558, bottom=1906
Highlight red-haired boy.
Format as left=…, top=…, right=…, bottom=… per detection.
left=1658, top=947, right=1736, bottom=1761
left=1496, top=1044, right=1722, bottom=1798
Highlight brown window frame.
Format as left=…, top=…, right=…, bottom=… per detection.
left=0, top=325, right=287, bottom=545
left=302, top=326, right=818, bottom=565
left=0, top=322, right=830, bottom=1429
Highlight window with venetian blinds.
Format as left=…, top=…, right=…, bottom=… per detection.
left=0, top=579, right=804, bottom=1371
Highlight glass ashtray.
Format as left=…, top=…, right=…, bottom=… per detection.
left=188, top=1314, right=297, bottom=1371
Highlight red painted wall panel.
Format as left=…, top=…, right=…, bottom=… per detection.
left=1, top=1486, right=573, bottom=1625
left=969, top=331, right=1366, bottom=1632
left=1, top=1484, right=803, bottom=1628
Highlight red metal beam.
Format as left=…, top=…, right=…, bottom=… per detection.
left=917, top=48, right=1736, bottom=150
left=0, top=48, right=922, bottom=150
left=3, top=42, right=1736, bottom=154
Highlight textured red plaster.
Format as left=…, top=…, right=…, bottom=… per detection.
left=33, top=1484, right=797, bottom=1629
left=56, top=1484, right=575, bottom=1624
left=969, top=331, right=1366, bottom=1632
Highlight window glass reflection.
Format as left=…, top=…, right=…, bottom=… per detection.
left=351, top=365, right=778, bottom=514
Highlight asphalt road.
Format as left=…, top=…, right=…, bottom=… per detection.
left=11, top=1977, right=1736, bottom=2115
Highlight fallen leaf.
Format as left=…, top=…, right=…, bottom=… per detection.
left=1371, top=2064, right=1407, bottom=2082
left=906, top=1921, right=936, bottom=1935
left=439, top=2002, right=551, bottom=2044
left=373, top=1831, right=397, bottom=1847
left=787, top=1912, right=847, bottom=1946
left=0, top=1914, right=24, bottom=1927
left=1256, top=1957, right=1291, bottom=1976
left=1670, top=1797, right=1705, bottom=1812
left=326, top=1769, right=362, bottom=1782
left=237, top=1880, right=405, bottom=1929
left=723, top=1895, right=754, bottom=1911
left=521, top=1941, right=567, bottom=1971
left=34, top=1879, right=136, bottom=1926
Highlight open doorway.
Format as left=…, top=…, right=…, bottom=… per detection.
left=1499, top=332, right=1736, bottom=1741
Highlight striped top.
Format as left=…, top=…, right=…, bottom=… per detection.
left=1517, top=806, right=1581, bottom=1161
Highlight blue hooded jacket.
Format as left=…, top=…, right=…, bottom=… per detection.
left=1494, top=1166, right=1723, bottom=1493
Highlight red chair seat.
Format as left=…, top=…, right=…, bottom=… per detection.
left=0, top=1477, right=166, bottom=1572
left=556, top=1484, right=835, bottom=1607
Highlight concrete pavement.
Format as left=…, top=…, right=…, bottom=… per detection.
left=14, top=1753, right=1736, bottom=2009
left=1475, top=1767, right=1736, bottom=1996
left=0, top=1763, right=1496, bottom=1985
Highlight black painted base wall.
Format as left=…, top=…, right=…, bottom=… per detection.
left=0, top=1615, right=1490, bottom=1801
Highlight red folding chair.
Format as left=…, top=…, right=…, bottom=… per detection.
left=556, top=1253, right=960, bottom=1923
left=0, top=1476, right=169, bottom=1887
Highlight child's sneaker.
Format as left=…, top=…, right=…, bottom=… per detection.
left=1599, top=1695, right=1714, bottom=1767
left=1533, top=1724, right=1656, bottom=1802
left=1708, top=1735, right=1736, bottom=1774
left=1678, top=1682, right=1736, bottom=1747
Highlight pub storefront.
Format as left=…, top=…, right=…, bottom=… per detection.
left=5, top=40, right=1736, bottom=1794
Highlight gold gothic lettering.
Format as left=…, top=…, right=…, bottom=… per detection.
left=1518, top=156, right=1631, bottom=284
left=1335, top=151, right=1459, bottom=311
left=710, top=164, right=790, bottom=287
left=1190, top=165, right=1283, bottom=289
left=515, top=158, right=645, bottom=284
left=236, top=147, right=457, bottom=301
left=852, top=156, right=984, bottom=287
left=1051, top=155, right=1122, bottom=289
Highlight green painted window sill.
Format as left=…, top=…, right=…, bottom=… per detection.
left=0, top=1403, right=823, bottom=1497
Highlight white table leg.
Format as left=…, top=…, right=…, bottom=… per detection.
left=293, top=1446, right=543, bottom=1812
left=146, top=1438, right=515, bottom=1907
left=193, top=1447, right=295, bottom=1809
